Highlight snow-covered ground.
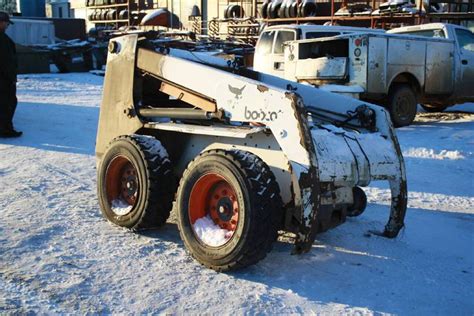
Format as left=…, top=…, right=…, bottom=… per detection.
left=1, top=73, right=473, bottom=314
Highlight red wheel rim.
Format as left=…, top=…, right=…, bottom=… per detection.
left=105, top=155, right=139, bottom=215
left=189, top=173, right=240, bottom=246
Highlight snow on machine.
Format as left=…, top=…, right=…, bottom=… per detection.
left=95, top=32, right=407, bottom=271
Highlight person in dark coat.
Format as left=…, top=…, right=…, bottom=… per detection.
left=0, top=11, right=22, bottom=137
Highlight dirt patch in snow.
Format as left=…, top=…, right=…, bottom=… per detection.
left=415, top=111, right=474, bottom=123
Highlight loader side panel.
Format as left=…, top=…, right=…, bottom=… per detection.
left=147, top=129, right=294, bottom=204
left=96, top=35, right=144, bottom=159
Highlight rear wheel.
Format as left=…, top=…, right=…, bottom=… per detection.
left=97, top=135, right=174, bottom=230
left=387, top=84, right=417, bottom=127
left=347, top=187, right=367, bottom=217
left=420, top=104, right=448, bottom=113
left=176, top=150, right=282, bottom=271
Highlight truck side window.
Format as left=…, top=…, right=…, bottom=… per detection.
left=256, top=31, right=276, bottom=55
left=403, top=29, right=446, bottom=38
left=455, top=29, right=474, bottom=52
left=305, top=31, right=340, bottom=39
left=274, top=31, right=296, bottom=54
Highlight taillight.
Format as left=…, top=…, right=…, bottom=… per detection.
left=354, top=38, right=362, bottom=47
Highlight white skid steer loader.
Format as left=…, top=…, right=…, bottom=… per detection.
left=96, top=33, right=407, bottom=271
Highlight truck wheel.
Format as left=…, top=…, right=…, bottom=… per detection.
left=387, top=84, right=417, bottom=127
left=347, top=187, right=367, bottom=217
left=97, top=135, right=174, bottom=230
left=420, top=104, right=448, bottom=113
left=176, top=150, right=283, bottom=271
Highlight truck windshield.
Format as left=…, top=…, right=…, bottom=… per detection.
left=455, top=29, right=474, bottom=52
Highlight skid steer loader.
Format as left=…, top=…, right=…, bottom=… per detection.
left=96, top=32, right=407, bottom=271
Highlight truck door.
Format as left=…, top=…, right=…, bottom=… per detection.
left=271, top=30, right=297, bottom=76
left=454, top=28, right=474, bottom=99
left=425, top=41, right=454, bottom=95
left=254, top=30, right=277, bottom=74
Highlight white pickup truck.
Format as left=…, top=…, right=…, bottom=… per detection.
left=388, top=23, right=474, bottom=113
left=254, top=23, right=474, bottom=126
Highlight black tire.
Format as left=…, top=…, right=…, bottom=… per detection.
left=279, top=1, right=287, bottom=18
left=97, top=135, right=174, bottom=230
left=420, top=104, right=448, bottom=113
left=119, top=9, right=128, bottom=19
left=268, top=2, right=282, bottom=19
left=225, top=4, right=244, bottom=18
left=347, top=187, right=367, bottom=217
left=224, top=5, right=229, bottom=19
left=176, top=150, right=283, bottom=271
left=261, top=1, right=269, bottom=18
left=387, top=84, right=418, bottom=127
left=289, top=1, right=298, bottom=17
left=299, top=1, right=317, bottom=17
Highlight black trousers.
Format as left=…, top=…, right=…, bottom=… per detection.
left=0, top=81, right=17, bottom=131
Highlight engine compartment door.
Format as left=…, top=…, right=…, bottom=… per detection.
left=285, top=39, right=349, bottom=81
left=295, top=57, right=348, bottom=80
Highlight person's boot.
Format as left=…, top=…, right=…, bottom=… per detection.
left=0, top=129, right=22, bottom=138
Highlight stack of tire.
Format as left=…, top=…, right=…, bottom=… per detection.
left=86, top=0, right=127, bottom=7
left=89, top=10, right=100, bottom=21
left=261, top=0, right=317, bottom=19
left=86, top=0, right=129, bottom=22
left=88, top=9, right=119, bottom=21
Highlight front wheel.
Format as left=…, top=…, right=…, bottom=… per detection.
left=176, top=150, right=283, bottom=271
left=387, top=84, right=418, bottom=127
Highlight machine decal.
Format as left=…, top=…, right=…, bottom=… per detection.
left=228, top=84, right=246, bottom=99
left=244, top=106, right=281, bottom=122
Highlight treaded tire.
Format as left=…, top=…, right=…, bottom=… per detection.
left=387, top=84, right=417, bottom=127
left=227, top=4, right=244, bottom=18
left=279, top=0, right=288, bottom=18
left=261, top=1, right=269, bottom=18
left=299, top=1, right=317, bottom=17
left=288, top=1, right=298, bottom=17
left=268, top=2, right=282, bottom=19
left=97, top=135, right=174, bottom=230
left=176, top=150, right=283, bottom=271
